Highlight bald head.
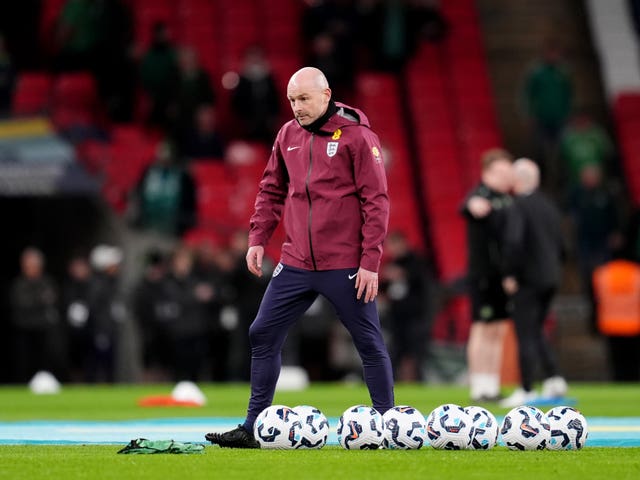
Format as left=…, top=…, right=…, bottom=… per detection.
left=287, top=67, right=331, bottom=126
left=288, top=67, right=329, bottom=91
left=513, top=158, right=540, bottom=194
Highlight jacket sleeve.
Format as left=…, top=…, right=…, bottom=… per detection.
left=248, top=133, right=289, bottom=247
left=352, top=129, right=389, bottom=272
left=502, top=201, right=525, bottom=277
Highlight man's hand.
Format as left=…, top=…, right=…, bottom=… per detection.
left=502, top=276, right=519, bottom=295
left=467, top=196, right=492, bottom=219
left=355, top=267, right=379, bottom=303
left=246, top=246, right=264, bottom=277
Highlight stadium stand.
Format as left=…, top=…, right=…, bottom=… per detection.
left=355, top=72, right=424, bottom=252
left=12, top=72, right=53, bottom=115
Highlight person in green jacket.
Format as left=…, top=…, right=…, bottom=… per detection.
left=522, top=41, right=573, bottom=191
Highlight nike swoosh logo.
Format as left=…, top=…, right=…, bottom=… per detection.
left=348, top=273, right=357, bottom=280
left=287, top=146, right=301, bottom=151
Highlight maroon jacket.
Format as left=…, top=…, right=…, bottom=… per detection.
left=249, top=102, right=389, bottom=272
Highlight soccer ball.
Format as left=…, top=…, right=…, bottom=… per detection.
left=465, top=406, right=499, bottom=450
left=382, top=405, right=428, bottom=449
left=546, top=406, right=588, bottom=450
left=426, top=403, right=474, bottom=450
left=292, top=405, right=330, bottom=449
left=500, top=406, right=551, bottom=450
left=253, top=405, right=302, bottom=449
left=337, top=405, right=384, bottom=450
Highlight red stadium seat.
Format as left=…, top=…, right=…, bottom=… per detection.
left=12, top=72, right=53, bottom=115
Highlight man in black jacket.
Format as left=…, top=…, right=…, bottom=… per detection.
left=462, top=148, right=514, bottom=402
left=500, top=158, right=568, bottom=407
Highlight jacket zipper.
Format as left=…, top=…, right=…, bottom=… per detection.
left=306, top=134, right=318, bottom=270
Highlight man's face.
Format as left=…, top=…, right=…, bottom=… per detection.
left=287, top=82, right=330, bottom=126
left=486, top=159, right=513, bottom=193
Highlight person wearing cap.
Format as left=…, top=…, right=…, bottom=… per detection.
left=86, top=244, right=126, bottom=382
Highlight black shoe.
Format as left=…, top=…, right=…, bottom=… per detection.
left=205, top=425, right=260, bottom=449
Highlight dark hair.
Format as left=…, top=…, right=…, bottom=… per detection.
left=481, top=148, right=513, bottom=171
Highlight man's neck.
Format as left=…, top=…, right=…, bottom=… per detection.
left=301, top=100, right=337, bottom=133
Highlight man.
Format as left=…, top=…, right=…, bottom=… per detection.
left=500, top=158, right=567, bottom=408
left=10, top=248, right=63, bottom=382
left=461, top=148, right=513, bottom=402
left=206, top=67, right=394, bottom=448
left=381, top=230, right=430, bottom=382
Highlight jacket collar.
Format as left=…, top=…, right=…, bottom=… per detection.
left=298, top=101, right=371, bottom=135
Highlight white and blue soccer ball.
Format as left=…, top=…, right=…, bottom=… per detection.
left=546, top=406, right=588, bottom=450
left=292, top=405, right=330, bottom=449
left=254, top=405, right=302, bottom=449
left=337, top=405, right=384, bottom=450
left=500, top=406, right=551, bottom=450
left=427, top=403, right=474, bottom=450
left=382, top=405, right=428, bottom=450
left=465, top=406, right=499, bottom=450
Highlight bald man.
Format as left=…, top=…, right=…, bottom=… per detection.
left=206, top=67, right=394, bottom=448
left=500, top=158, right=568, bottom=407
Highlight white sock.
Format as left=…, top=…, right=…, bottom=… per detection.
left=469, top=374, right=482, bottom=400
left=486, top=374, right=500, bottom=398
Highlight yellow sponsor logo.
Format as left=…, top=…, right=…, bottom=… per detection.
left=372, top=146, right=380, bottom=158
left=332, top=128, right=342, bottom=140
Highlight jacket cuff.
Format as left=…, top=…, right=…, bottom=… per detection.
left=248, top=233, right=266, bottom=248
left=360, top=253, right=381, bottom=273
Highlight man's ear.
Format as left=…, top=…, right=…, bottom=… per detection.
left=324, top=88, right=332, bottom=102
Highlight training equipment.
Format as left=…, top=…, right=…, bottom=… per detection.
left=253, top=405, right=302, bottom=449
left=500, top=406, right=551, bottom=450
left=337, top=405, right=384, bottom=450
left=427, top=403, right=474, bottom=450
left=465, top=406, right=499, bottom=450
left=382, top=406, right=428, bottom=449
left=292, top=405, right=330, bottom=449
left=546, top=406, right=588, bottom=450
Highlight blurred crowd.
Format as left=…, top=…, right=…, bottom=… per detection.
left=0, top=0, right=449, bottom=159
left=8, top=229, right=433, bottom=384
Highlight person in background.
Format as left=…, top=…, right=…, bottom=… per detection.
left=226, top=230, right=271, bottom=381
left=9, top=248, right=63, bottom=382
left=92, top=0, right=135, bottom=122
left=521, top=40, right=573, bottom=192
left=231, top=46, right=280, bottom=143
left=132, top=250, right=169, bottom=381
left=0, top=33, right=15, bottom=116
left=592, top=254, right=640, bottom=381
left=461, top=148, right=514, bottom=402
left=87, top=245, right=126, bottom=383
left=174, top=46, right=215, bottom=145
left=53, top=0, right=99, bottom=71
left=139, top=22, right=179, bottom=129
left=568, top=164, right=623, bottom=333
left=381, top=230, right=431, bottom=382
left=62, top=254, right=93, bottom=382
left=129, top=141, right=196, bottom=238
left=560, top=111, right=614, bottom=186
left=500, top=159, right=567, bottom=407
left=157, top=246, right=211, bottom=381
left=179, top=104, right=225, bottom=160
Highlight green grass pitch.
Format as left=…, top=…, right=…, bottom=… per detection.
left=0, top=383, right=639, bottom=480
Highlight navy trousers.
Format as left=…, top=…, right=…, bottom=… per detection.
left=242, top=264, right=395, bottom=430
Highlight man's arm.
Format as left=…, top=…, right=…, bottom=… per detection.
left=353, top=131, right=388, bottom=302
left=502, top=200, right=525, bottom=293
left=247, top=134, right=288, bottom=276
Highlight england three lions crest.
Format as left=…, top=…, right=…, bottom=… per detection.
left=327, top=142, right=339, bottom=157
